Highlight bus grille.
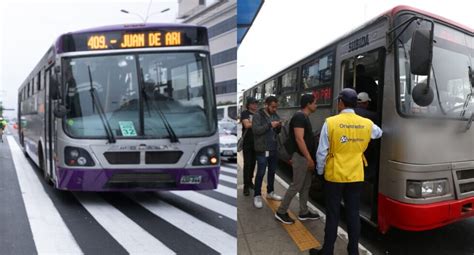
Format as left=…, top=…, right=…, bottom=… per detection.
left=105, top=173, right=176, bottom=189
left=104, top=152, right=140, bottom=164
left=145, top=151, right=183, bottom=164
left=460, top=183, right=474, bottom=194
left=455, top=169, right=474, bottom=198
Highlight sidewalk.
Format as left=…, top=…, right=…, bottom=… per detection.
left=237, top=152, right=370, bottom=255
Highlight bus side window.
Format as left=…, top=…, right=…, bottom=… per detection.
left=217, top=108, right=224, bottom=121
left=228, top=106, right=237, bottom=120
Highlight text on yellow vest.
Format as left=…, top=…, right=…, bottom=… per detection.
left=324, top=112, right=373, bottom=182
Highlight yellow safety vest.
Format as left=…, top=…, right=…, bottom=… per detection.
left=324, top=112, right=373, bottom=183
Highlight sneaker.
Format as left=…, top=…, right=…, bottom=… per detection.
left=275, top=212, right=295, bottom=224
left=253, top=196, right=263, bottom=208
left=298, top=211, right=320, bottom=221
left=266, top=191, right=282, bottom=201
left=243, top=187, right=250, bottom=196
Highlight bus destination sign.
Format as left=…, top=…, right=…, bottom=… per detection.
left=312, top=86, right=332, bottom=106
left=87, top=31, right=182, bottom=50
left=60, top=26, right=208, bottom=53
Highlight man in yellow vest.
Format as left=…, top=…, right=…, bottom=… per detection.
left=310, top=88, right=382, bottom=255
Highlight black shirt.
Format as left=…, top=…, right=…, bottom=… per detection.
left=355, top=107, right=378, bottom=124
left=241, top=110, right=254, bottom=147
left=289, top=111, right=315, bottom=159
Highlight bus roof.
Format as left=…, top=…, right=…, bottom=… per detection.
left=247, top=5, right=473, bottom=92
left=389, top=5, right=473, bottom=34
left=70, top=23, right=205, bottom=34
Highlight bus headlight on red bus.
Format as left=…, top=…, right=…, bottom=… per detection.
left=406, top=179, right=448, bottom=198
left=193, top=144, right=219, bottom=166
left=65, top=146, right=95, bottom=167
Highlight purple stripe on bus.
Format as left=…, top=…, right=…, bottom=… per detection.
left=56, top=166, right=220, bottom=191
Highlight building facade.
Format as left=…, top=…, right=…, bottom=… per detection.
left=178, top=0, right=237, bottom=105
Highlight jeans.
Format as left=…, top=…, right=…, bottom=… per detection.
left=254, top=150, right=277, bottom=197
left=242, top=145, right=256, bottom=189
left=322, top=181, right=363, bottom=255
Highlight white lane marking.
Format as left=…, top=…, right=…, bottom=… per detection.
left=7, top=136, right=83, bottom=255
left=219, top=174, right=237, bottom=184
left=130, top=194, right=237, bottom=255
left=169, top=191, right=237, bottom=221
left=216, top=184, right=237, bottom=198
left=75, top=193, right=175, bottom=255
left=274, top=175, right=373, bottom=255
left=220, top=167, right=237, bottom=175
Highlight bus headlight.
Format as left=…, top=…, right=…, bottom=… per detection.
left=406, top=179, right=448, bottom=198
left=193, top=144, right=219, bottom=166
left=199, top=155, right=209, bottom=165
left=65, top=146, right=95, bottom=167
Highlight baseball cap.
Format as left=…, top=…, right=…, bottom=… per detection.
left=246, top=97, right=258, bottom=105
left=357, top=92, right=371, bottom=102
left=337, top=88, right=358, bottom=106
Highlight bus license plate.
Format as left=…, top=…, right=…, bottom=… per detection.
left=180, top=175, right=202, bottom=184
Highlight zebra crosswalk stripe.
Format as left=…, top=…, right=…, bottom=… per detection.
left=216, top=184, right=237, bottom=198
left=220, top=167, right=237, bottom=175
left=75, top=193, right=176, bottom=254
left=7, top=136, right=83, bottom=255
left=219, top=174, right=237, bottom=184
left=8, top=134, right=238, bottom=253
left=170, top=191, right=237, bottom=221
left=130, top=194, right=237, bottom=254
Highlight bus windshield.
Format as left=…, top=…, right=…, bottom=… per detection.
left=397, top=17, right=474, bottom=118
left=63, top=52, right=216, bottom=139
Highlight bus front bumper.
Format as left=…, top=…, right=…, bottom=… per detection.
left=56, top=166, right=220, bottom=191
left=378, top=193, right=474, bottom=233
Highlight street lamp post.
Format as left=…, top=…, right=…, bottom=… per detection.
left=121, top=0, right=170, bottom=24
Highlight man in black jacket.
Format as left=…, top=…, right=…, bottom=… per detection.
left=252, top=96, right=283, bottom=208
left=241, top=97, right=258, bottom=196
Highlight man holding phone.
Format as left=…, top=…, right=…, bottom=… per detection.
left=252, top=96, right=283, bottom=208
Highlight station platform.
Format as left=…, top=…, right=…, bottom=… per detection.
left=236, top=153, right=371, bottom=255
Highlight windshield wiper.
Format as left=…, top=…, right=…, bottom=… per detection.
left=431, top=65, right=447, bottom=115
left=465, top=112, right=474, bottom=131
left=458, top=66, right=474, bottom=131
left=88, top=66, right=116, bottom=143
left=139, top=68, right=179, bottom=143
left=469, top=66, right=474, bottom=88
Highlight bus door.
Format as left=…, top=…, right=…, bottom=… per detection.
left=44, top=67, right=55, bottom=182
left=340, top=48, right=385, bottom=222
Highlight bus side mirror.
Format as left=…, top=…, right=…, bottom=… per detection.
left=412, top=80, right=434, bottom=106
left=53, top=104, right=68, bottom=118
left=410, top=28, right=434, bottom=75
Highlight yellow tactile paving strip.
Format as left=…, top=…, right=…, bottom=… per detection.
left=261, top=184, right=321, bottom=251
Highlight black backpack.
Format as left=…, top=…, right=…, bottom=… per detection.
left=276, top=120, right=291, bottom=163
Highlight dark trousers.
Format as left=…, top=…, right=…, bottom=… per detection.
left=322, top=181, right=363, bottom=255
left=242, top=145, right=256, bottom=189
left=254, top=150, right=277, bottom=197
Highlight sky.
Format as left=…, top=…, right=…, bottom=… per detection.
left=0, top=0, right=178, bottom=118
left=237, top=0, right=474, bottom=95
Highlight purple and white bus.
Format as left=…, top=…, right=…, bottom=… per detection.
left=18, top=23, right=220, bottom=191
